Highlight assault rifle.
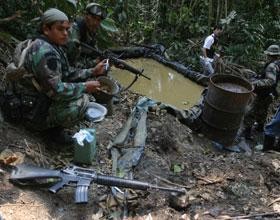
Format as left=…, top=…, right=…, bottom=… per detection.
left=10, top=164, right=185, bottom=204
left=76, top=40, right=151, bottom=81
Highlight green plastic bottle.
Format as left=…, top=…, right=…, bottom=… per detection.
left=73, top=128, right=96, bottom=164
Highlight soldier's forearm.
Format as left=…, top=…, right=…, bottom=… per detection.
left=68, top=69, right=92, bottom=82
left=254, top=78, right=274, bottom=88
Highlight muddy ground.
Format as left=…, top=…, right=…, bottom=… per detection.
left=0, top=63, right=280, bottom=220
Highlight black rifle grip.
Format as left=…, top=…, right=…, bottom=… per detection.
left=49, top=180, right=66, bottom=193
left=75, top=185, right=88, bottom=204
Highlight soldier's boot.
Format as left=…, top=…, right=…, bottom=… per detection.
left=48, top=127, right=74, bottom=145
left=243, top=127, right=253, bottom=140
left=263, top=135, right=276, bottom=151
left=274, top=137, right=280, bottom=152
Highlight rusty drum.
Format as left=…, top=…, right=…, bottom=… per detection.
left=201, top=74, right=253, bottom=146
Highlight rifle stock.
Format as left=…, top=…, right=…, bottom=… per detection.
left=10, top=164, right=60, bottom=180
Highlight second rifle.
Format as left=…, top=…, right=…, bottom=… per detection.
left=77, top=41, right=151, bottom=80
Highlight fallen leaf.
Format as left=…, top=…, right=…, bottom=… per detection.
left=92, top=209, right=103, bottom=220
left=273, top=203, right=280, bottom=212
left=271, top=159, right=280, bottom=171
left=0, top=149, right=24, bottom=165
left=1, top=155, right=18, bottom=164
left=194, top=213, right=200, bottom=220
left=144, top=213, right=153, bottom=220
left=173, top=164, right=183, bottom=173
left=179, top=214, right=190, bottom=220
left=259, top=174, right=264, bottom=185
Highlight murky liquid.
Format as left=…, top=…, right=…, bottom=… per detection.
left=111, top=58, right=204, bottom=109
left=215, top=83, right=250, bottom=93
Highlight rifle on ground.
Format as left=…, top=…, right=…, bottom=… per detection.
left=76, top=40, right=151, bottom=81
left=10, top=164, right=185, bottom=204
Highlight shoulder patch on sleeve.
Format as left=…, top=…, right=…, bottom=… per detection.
left=47, top=58, right=58, bottom=71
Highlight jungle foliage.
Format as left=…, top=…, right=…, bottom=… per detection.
left=0, top=0, right=279, bottom=72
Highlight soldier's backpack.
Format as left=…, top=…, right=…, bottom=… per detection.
left=5, top=39, right=33, bottom=81
left=259, top=60, right=280, bottom=97
left=1, top=40, right=33, bottom=122
left=2, top=39, right=49, bottom=123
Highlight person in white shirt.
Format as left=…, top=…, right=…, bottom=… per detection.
left=200, top=25, right=223, bottom=76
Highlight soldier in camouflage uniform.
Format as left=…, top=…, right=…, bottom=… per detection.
left=243, top=45, right=280, bottom=139
left=263, top=105, right=280, bottom=151
left=12, top=9, right=106, bottom=137
left=67, top=3, right=107, bottom=67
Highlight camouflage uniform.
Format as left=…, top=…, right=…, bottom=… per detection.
left=67, top=3, right=107, bottom=67
left=243, top=61, right=279, bottom=131
left=16, top=36, right=92, bottom=130
left=67, top=18, right=98, bottom=67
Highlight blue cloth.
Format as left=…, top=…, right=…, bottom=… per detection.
left=264, top=106, right=280, bottom=137
left=135, top=96, right=157, bottom=111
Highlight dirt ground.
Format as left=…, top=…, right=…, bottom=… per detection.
left=1, top=64, right=280, bottom=220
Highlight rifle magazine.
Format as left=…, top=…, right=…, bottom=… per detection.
left=75, top=185, right=89, bottom=204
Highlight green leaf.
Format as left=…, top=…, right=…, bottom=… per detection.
left=44, top=0, right=77, bottom=16
left=65, top=0, right=77, bottom=8
left=173, top=164, right=183, bottom=173
left=101, top=18, right=119, bottom=32
left=109, top=211, right=122, bottom=219
left=116, top=168, right=125, bottom=178
left=0, top=32, right=13, bottom=42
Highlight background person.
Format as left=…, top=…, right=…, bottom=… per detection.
left=263, top=106, right=280, bottom=151
left=67, top=2, right=107, bottom=67
left=242, top=44, right=280, bottom=140
left=200, top=25, right=223, bottom=76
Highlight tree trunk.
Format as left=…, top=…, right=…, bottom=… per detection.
left=225, top=0, right=228, bottom=17
left=216, top=0, right=220, bottom=24
left=208, top=0, right=213, bottom=31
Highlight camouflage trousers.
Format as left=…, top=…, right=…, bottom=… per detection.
left=46, top=94, right=89, bottom=129
left=243, top=94, right=273, bottom=128
left=26, top=94, right=89, bottom=131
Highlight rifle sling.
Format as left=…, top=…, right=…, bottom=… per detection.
left=120, top=75, right=139, bottom=92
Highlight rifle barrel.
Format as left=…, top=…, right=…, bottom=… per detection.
left=94, top=174, right=185, bottom=194
left=78, top=41, right=102, bottom=55
left=110, top=57, right=150, bottom=80
left=148, top=184, right=185, bottom=194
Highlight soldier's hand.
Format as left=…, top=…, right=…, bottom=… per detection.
left=251, top=80, right=259, bottom=87
left=85, top=81, right=101, bottom=93
left=95, top=57, right=101, bottom=63
left=92, top=59, right=107, bottom=77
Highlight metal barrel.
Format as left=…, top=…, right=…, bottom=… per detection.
left=201, top=74, right=253, bottom=146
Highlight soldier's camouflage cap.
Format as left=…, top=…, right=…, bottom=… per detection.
left=41, top=8, right=69, bottom=24
left=264, top=45, right=280, bottom=56
left=86, top=3, right=107, bottom=19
